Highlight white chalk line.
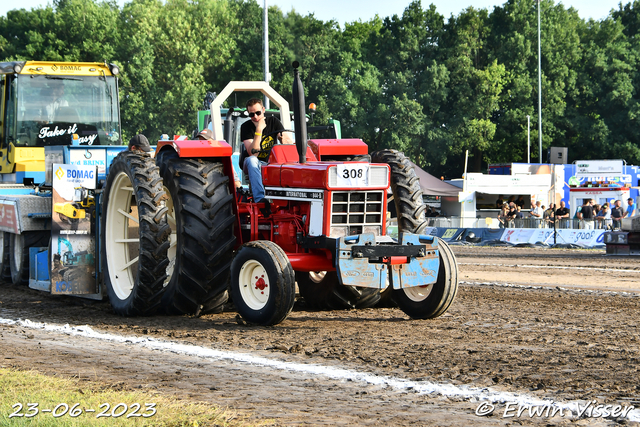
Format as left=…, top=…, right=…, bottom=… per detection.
left=458, top=263, right=640, bottom=273
left=1, top=316, right=638, bottom=421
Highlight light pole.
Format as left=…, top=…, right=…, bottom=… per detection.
left=264, top=0, right=270, bottom=109
left=537, top=0, right=542, bottom=162
left=527, top=115, right=531, bottom=163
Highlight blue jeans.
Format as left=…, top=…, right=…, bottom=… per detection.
left=243, top=156, right=267, bottom=201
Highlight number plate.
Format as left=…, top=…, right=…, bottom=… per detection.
left=336, top=164, right=369, bottom=187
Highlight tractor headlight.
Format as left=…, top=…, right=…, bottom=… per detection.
left=109, top=64, right=120, bottom=76
left=13, top=63, right=22, bottom=73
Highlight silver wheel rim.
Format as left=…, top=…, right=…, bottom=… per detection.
left=238, top=259, right=270, bottom=310
left=404, top=284, right=434, bottom=302
left=105, top=172, right=139, bottom=300
left=309, top=271, right=326, bottom=283
left=164, top=185, right=176, bottom=287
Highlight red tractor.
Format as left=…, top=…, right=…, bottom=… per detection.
left=100, top=63, right=458, bottom=325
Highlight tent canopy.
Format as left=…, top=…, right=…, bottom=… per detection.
left=410, top=162, right=461, bottom=197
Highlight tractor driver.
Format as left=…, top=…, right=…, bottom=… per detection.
left=240, top=98, right=293, bottom=203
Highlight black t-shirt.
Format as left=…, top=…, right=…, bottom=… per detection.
left=240, top=116, right=285, bottom=163
left=611, top=207, right=623, bottom=219
left=515, top=198, right=525, bottom=208
left=581, top=205, right=594, bottom=220
left=555, top=207, right=570, bottom=218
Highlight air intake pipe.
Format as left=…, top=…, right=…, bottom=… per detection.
left=292, top=61, right=307, bottom=164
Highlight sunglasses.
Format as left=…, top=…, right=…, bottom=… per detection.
left=247, top=110, right=263, bottom=118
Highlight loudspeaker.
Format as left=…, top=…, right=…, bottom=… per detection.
left=549, top=147, right=568, bottom=164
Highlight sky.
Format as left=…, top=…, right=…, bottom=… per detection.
left=0, top=0, right=624, bottom=25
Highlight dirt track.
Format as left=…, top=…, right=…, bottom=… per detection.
left=2, top=245, right=640, bottom=426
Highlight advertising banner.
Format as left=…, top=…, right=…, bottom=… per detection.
left=51, top=164, right=97, bottom=294
left=555, top=229, right=606, bottom=247
left=500, top=228, right=536, bottom=244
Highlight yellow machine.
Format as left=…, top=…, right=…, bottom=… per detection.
left=0, top=61, right=121, bottom=183
left=54, top=186, right=95, bottom=223
left=0, top=61, right=122, bottom=289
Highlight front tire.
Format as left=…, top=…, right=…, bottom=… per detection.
left=393, top=239, right=458, bottom=319
left=101, top=151, right=171, bottom=316
left=231, top=241, right=295, bottom=325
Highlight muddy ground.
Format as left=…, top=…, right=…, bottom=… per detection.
left=1, top=245, right=640, bottom=426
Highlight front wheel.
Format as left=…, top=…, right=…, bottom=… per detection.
left=230, top=241, right=295, bottom=326
left=393, top=239, right=458, bottom=319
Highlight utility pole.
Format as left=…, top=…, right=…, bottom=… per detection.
left=538, top=0, right=542, bottom=162
left=264, top=0, right=270, bottom=109
left=527, top=115, right=531, bottom=163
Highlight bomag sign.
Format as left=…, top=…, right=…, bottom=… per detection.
left=55, top=64, right=82, bottom=72
left=20, top=61, right=114, bottom=77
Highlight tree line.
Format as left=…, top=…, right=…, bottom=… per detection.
left=1, top=0, right=639, bottom=178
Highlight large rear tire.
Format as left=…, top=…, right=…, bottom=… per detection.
left=371, top=149, right=427, bottom=234
left=231, top=241, right=295, bottom=325
left=296, top=271, right=381, bottom=310
left=160, top=158, right=236, bottom=315
left=393, top=239, right=458, bottom=319
left=371, top=149, right=428, bottom=305
left=101, top=152, right=171, bottom=316
left=10, top=231, right=49, bottom=285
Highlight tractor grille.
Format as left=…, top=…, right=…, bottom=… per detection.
left=329, top=191, right=384, bottom=237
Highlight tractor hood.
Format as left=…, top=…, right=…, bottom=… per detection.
left=263, top=161, right=390, bottom=191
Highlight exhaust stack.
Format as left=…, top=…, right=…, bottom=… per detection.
left=292, top=61, right=307, bottom=164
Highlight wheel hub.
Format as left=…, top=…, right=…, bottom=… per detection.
left=403, top=284, right=434, bottom=302
left=239, top=260, right=270, bottom=310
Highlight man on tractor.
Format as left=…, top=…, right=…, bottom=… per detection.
left=240, top=98, right=293, bottom=204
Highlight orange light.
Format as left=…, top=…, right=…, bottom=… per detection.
left=309, top=103, right=316, bottom=112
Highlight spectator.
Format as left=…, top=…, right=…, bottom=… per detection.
left=530, top=200, right=544, bottom=228
left=581, top=199, right=595, bottom=229
left=555, top=201, right=570, bottom=228
left=497, top=205, right=509, bottom=228
left=495, top=195, right=505, bottom=209
left=515, top=195, right=525, bottom=208
left=611, top=200, right=624, bottom=230
left=127, top=134, right=152, bottom=153
left=544, top=204, right=556, bottom=228
left=514, top=206, right=524, bottom=227
left=625, top=198, right=637, bottom=218
left=596, top=203, right=611, bottom=229
left=507, top=202, right=517, bottom=228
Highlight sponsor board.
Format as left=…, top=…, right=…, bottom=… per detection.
left=51, top=164, right=97, bottom=295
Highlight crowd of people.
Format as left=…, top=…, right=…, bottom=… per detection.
left=495, top=195, right=637, bottom=229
